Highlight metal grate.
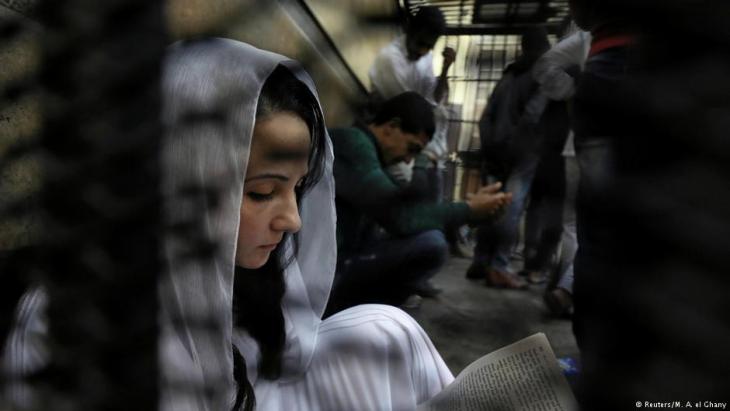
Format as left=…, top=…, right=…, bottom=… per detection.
left=403, top=0, right=569, bottom=34
left=437, top=33, right=522, bottom=199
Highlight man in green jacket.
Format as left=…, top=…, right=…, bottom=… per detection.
left=324, top=92, right=512, bottom=315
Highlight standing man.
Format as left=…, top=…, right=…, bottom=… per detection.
left=466, top=27, right=551, bottom=289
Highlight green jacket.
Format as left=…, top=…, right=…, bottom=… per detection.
left=330, top=125, right=471, bottom=255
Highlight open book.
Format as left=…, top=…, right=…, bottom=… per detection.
left=418, top=333, right=577, bottom=411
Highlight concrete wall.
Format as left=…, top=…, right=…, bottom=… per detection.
left=0, top=6, right=41, bottom=249
left=167, top=0, right=366, bottom=126
left=304, top=0, right=399, bottom=91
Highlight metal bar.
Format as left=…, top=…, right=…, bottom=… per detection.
left=444, top=24, right=562, bottom=35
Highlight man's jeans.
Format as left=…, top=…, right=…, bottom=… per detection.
left=474, top=154, right=539, bottom=272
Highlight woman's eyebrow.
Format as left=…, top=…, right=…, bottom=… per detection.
left=265, top=148, right=310, bottom=161
left=245, top=173, right=289, bottom=182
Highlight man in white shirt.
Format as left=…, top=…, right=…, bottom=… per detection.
left=369, top=6, right=455, bottom=190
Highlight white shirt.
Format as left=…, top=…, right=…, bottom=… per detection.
left=533, top=31, right=592, bottom=102
left=369, top=35, right=438, bottom=103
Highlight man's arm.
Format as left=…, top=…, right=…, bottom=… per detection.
left=433, top=47, right=456, bottom=103
left=334, top=132, right=456, bottom=234
left=334, top=129, right=506, bottom=235
left=533, top=31, right=592, bottom=101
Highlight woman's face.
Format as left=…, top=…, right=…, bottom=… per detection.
left=236, top=111, right=311, bottom=269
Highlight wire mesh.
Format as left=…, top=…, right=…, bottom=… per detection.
left=1, top=0, right=729, bottom=409
left=2, top=0, right=164, bottom=409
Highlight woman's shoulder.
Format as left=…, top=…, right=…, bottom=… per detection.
left=313, top=304, right=451, bottom=385
left=319, top=304, right=422, bottom=337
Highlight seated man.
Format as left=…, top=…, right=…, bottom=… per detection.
left=325, top=92, right=511, bottom=315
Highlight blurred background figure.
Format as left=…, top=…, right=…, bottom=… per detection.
left=466, top=26, right=550, bottom=289
left=531, top=23, right=592, bottom=315
left=568, top=0, right=730, bottom=408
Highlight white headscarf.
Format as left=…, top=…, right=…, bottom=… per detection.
left=160, top=38, right=336, bottom=410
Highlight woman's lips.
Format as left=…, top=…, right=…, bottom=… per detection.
left=258, top=243, right=278, bottom=251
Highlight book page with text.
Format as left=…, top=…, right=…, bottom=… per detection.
left=418, top=333, right=577, bottom=411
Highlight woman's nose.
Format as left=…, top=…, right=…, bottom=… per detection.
left=271, top=194, right=302, bottom=234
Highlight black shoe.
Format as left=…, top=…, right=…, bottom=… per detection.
left=414, top=280, right=442, bottom=298
left=544, top=288, right=573, bottom=317
left=466, top=262, right=485, bottom=280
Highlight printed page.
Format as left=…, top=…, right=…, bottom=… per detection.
left=418, top=333, right=577, bottom=411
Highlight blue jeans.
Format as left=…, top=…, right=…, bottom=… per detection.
left=474, top=154, right=539, bottom=272
left=325, top=230, right=448, bottom=316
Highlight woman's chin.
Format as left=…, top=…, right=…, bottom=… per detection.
left=239, top=251, right=271, bottom=269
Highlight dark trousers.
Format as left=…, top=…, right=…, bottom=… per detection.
left=571, top=47, right=635, bottom=409
left=325, top=230, right=448, bottom=317
left=573, top=41, right=730, bottom=407
left=524, top=101, right=570, bottom=272
left=523, top=153, right=566, bottom=272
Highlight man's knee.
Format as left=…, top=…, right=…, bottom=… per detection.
left=412, top=230, right=448, bottom=268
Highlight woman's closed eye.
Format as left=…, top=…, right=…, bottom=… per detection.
left=247, top=190, right=275, bottom=202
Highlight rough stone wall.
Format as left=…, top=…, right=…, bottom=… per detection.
left=0, top=7, right=41, bottom=249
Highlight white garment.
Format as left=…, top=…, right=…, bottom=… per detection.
left=532, top=31, right=591, bottom=158
left=369, top=35, right=438, bottom=104
left=237, top=305, right=453, bottom=411
left=369, top=35, right=450, bottom=171
left=532, top=31, right=592, bottom=102
left=3, top=39, right=453, bottom=411
left=1, top=288, right=46, bottom=409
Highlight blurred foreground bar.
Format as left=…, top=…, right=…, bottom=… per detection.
left=33, top=0, right=165, bottom=409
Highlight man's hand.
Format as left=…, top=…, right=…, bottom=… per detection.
left=435, top=47, right=456, bottom=102
left=465, top=182, right=512, bottom=219
left=441, top=47, right=456, bottom=72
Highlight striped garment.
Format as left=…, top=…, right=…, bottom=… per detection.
left=2, top=287, right=48, bottom=409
